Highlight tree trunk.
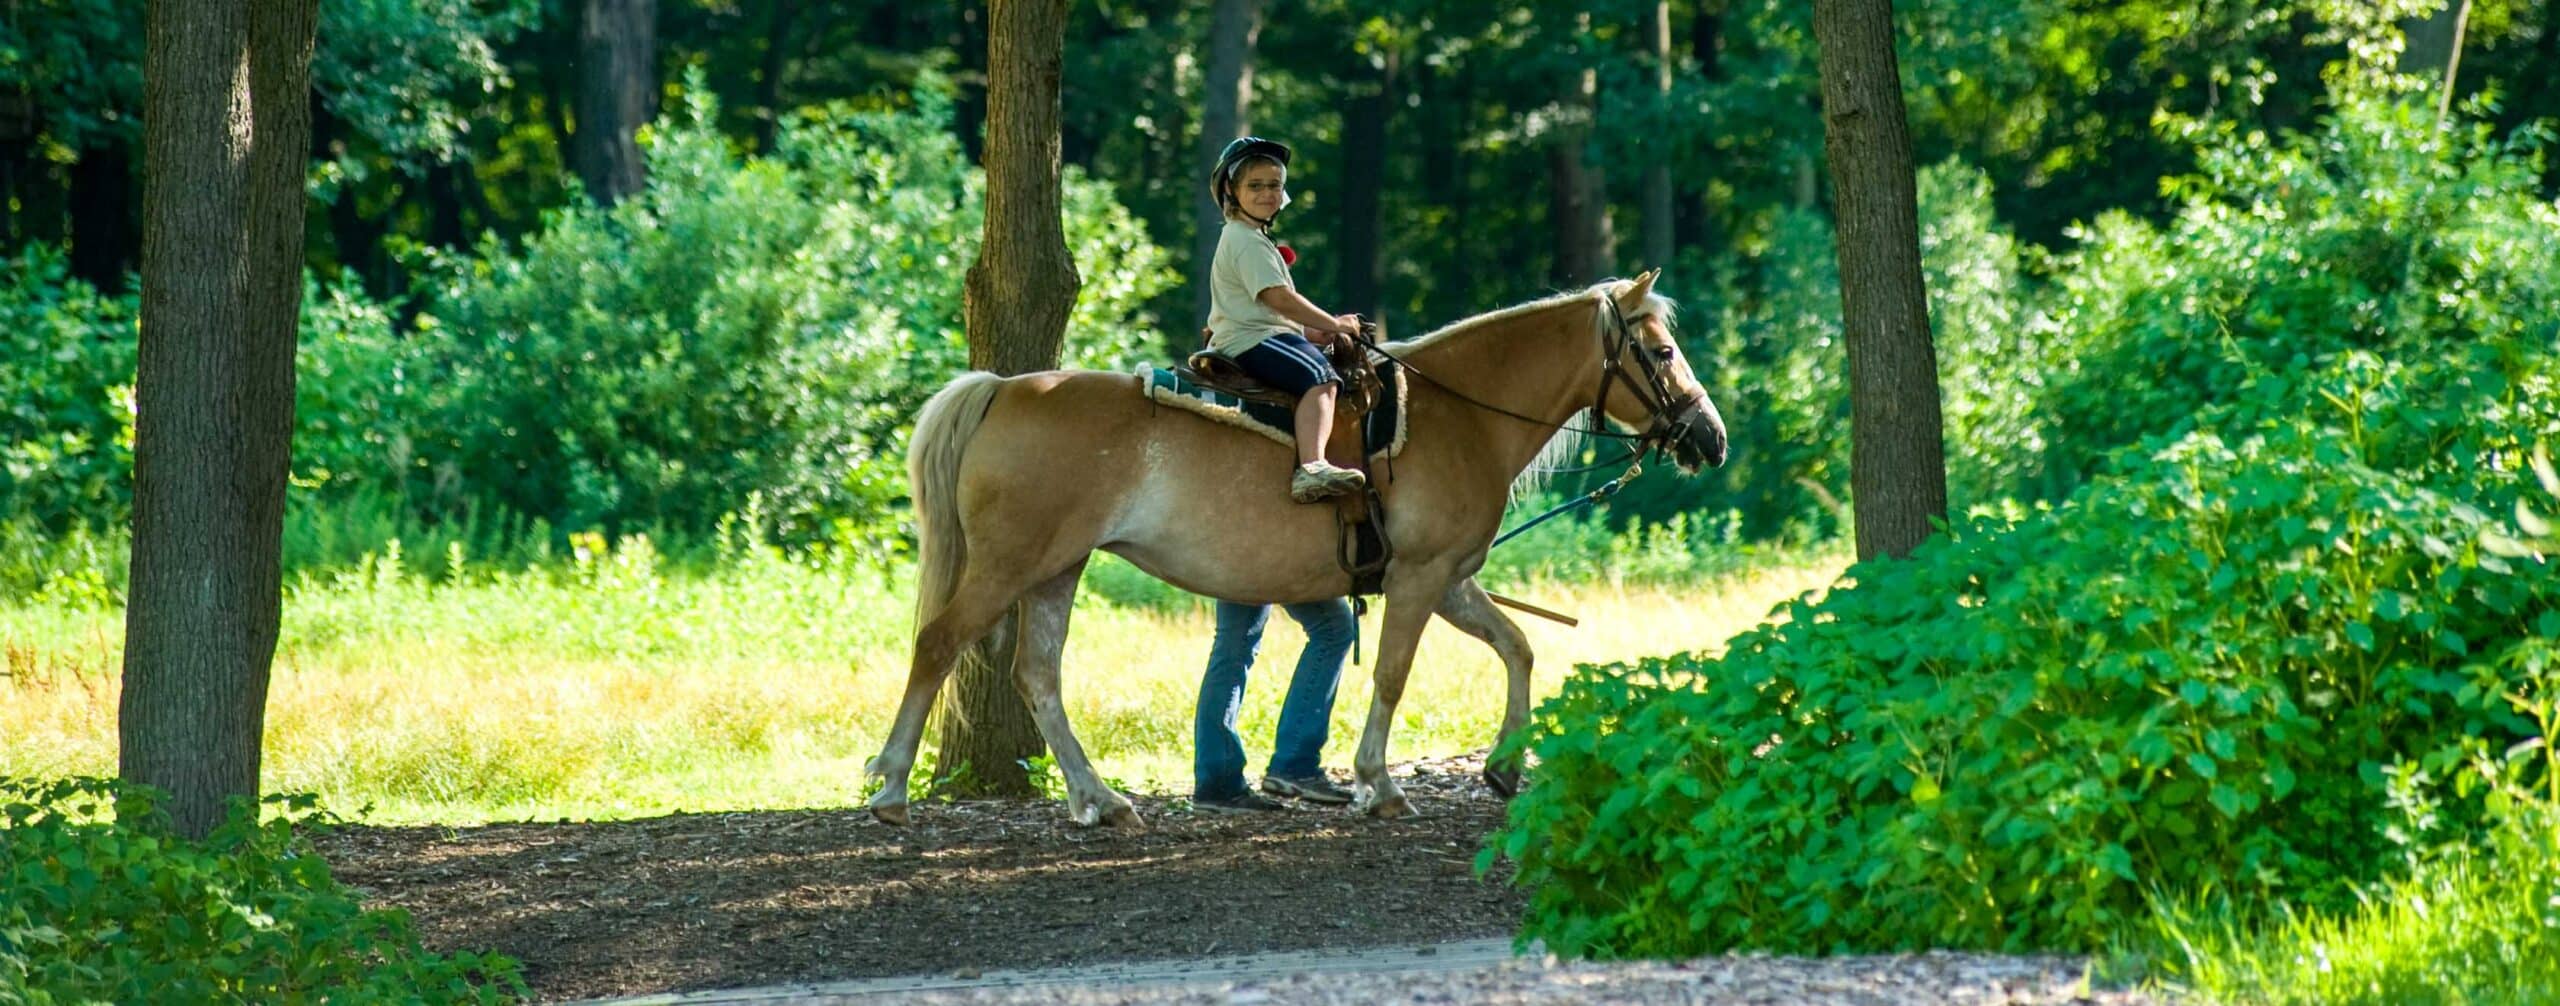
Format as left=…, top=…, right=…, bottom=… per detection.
left=123, top=0, right=319, bottom=840
left=68, top=143, right=138, bottom=290
left=1191, top=0, right=1263, bottom=353
left=1335, top=49, right=1393, bottom=323
left=1642, top=0, right=1675, bottom=270
left=938, top=0, right=1081, bottom=800
left=753, top=0, right=798, bottom=155
left=1813, top=0, right=1947, bottom=562
left=573, top=0, right=656, bottom=205
left=1548, top=12, right=1614, bottom=288
left=2398, top=0, right=2471, bottom=118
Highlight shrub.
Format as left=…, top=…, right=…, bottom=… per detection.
left=0, top=245, right=136, bottom=536
left=2031, top=83, right=2560, bottom=499
left=0, top=777, right=525, bottom=1003
left=1489, top=341, right=2560, bottom=957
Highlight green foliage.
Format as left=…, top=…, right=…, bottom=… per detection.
left=308, top=0, right=538, bottom=171
left=2034, top=82, right=2560, bottom=498
left=1490, top=336, right=2560, bottom=957
left=0, top=244, right=135, bottom=535
left=2136, top=628, right=2560, bottom=1005
left=405, top=73, right=1172, bottom=548
left=0, top=777, right=525, bottom=1004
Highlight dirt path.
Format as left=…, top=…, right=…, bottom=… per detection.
left=321, top=753, right=2156, bottom=1005
left=584, top=938, right=2157, bottom=1005
left=320, top=755, right=1525, bottom=1003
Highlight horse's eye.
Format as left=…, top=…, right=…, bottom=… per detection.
left=1653, top=345, right=1677, bottom=362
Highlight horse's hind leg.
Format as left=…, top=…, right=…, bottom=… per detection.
left=1435, top=576, right=1534, bottom=798
left=1010, top=561, right=1140, bottom=829
left=866, top=571, right=1029, bottom=825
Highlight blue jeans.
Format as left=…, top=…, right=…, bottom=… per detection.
left=1194, top=598, right=1354, bottom=800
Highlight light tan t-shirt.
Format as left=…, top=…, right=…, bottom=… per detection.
left=1205, top=219, right=1302, bottom=357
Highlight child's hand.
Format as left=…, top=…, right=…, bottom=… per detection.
left=1330, top=313, right=1361, bottom=336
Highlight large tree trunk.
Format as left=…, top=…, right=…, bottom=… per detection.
left=753, top=0, right=798, bottom=155
left=123, top=0, right=319, bottom=840
left=938, top=0, right=1081, bottom=800
left=68, top=143, right=138, bottom=290
left=1335, top=49, right=1394, bottom=323
left=572, top=0, right=656, bottom=205
left=1190, top=0, right=1263, bottom=354
left=1813, top=0, right=1947, bottom=562
left=1642, top=1, right=1675, bottom=270
left=1548, top=13, right=1615, bottom=288
left=2398, top=0, right=2471, bottom=117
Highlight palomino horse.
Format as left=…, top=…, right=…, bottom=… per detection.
left=866, top=271, right=1726, bottom=827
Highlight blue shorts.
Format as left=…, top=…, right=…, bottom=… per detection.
left=1235, top=333, right=1340, bottom=396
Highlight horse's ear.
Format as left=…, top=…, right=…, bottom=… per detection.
left=1620, top=269, right=1659, bottom=308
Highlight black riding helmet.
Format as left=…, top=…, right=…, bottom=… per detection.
left=1209, top=136, right=1291, bottom=210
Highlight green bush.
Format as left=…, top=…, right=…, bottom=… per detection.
left=0, top=777, right=525, bottom=1003
left=404, top=72, right=1173, bottom=551
left=1489, top=341, right=2560, bottom=957
left=2032, top=84, right=2560, bottom=499
left=0, top=245, right=136, bottom=536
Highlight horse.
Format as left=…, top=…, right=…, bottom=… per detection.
left=865, top=270, right=1727, bottom=828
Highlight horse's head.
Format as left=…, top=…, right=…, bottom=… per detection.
left=1594, top=270, right=1728, bottom=472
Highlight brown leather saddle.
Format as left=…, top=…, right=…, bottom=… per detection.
left=1174, top=323, right=1396, bottom=597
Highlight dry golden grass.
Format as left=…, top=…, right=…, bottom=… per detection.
left=0, top=555, right=1842, bottom=824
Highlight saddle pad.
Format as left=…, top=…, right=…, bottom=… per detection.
left=1138, top=357, right=1408, bottom=461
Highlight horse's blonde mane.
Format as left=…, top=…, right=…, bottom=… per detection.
left=1379, top=278, right=1677, bottom=501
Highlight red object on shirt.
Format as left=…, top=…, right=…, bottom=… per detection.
left=1277, top=243, right=1297, bottom=266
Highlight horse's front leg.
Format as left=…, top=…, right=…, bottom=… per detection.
left=1434, top=576, right=1533, bottom=799
left=1353, top=560, right=1462, bottom=818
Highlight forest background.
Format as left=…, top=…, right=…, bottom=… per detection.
left=5, top=0, right=2560, bottom=1000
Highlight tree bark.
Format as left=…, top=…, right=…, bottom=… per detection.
left=753, top=0, right=798, bottom=155
left=1335, top=48, right=1394, bottom=322
left=572, top=0, right=656, bottom=205
left=123, top=0, right=319, bottom=840
left=938, top=0, right=1081, bottom=800
left=68, top=143, right=138, bottom=290
left=1812, top=0, right=1947, bottom=562
left=1548, top=12, right=1615, bottom=288
left=1642, top=1, right=1675, bottom=270
left=1191, top=0, right=1263, bottom=353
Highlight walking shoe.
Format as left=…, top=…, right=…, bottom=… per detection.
left=1192, top=791, right=1288, bottom=813
left=1289, top=460, right=1367, bottom=503
left=1260, top=773, right=1354, bottom=806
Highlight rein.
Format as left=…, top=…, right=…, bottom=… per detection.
left=1347, top=292, right=1704, bottom=456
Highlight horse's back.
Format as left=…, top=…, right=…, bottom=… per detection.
left=957, top=368, right=1351, bottom=602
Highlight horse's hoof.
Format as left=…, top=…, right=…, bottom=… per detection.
left=869, top=802, right=910, bottom=826
left=1365, top=794, right=1415, bottom=819
left=1102, top=804, right=1145, bottom=831
left=1483, top=765, right=1522, bottom=799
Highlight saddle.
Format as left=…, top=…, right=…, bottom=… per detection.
left=1169, top=323, right=1397, bottom=597
left=1176, top=321, right=1388, bottom=418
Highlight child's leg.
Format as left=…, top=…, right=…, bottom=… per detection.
left=1293, top=384, right=1337, bottom=465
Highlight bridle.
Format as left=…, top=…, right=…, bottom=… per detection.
left=1352, top=291, right=1708, bottom=458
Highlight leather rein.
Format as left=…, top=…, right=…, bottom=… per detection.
left=1348, top=293, right=1707, bottom=457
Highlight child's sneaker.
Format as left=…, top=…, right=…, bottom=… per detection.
left=1289, top=460, right=1367, bottom=502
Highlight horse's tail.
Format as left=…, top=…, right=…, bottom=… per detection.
left=908, top=371, right=1005, bottom=634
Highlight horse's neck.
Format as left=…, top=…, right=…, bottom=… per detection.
left=1403, top=305, right=1602, bottom=475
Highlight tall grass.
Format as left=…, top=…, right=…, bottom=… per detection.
left=1, top=534, right=1844, bottom=825
left=2126, top=638, right=2560, bottom=1004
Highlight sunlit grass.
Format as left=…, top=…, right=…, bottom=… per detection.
left=2128, top=804, right=2560, bottom=1005
left=1, top=544, right=1845, bottom=825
